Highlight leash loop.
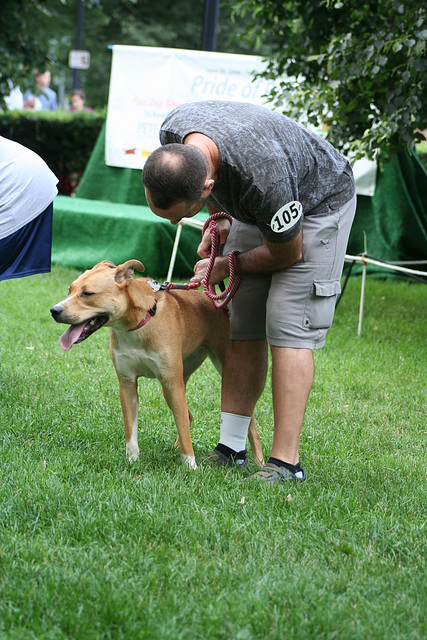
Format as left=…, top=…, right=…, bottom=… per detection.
left=161, top=212, right=241, bottom=309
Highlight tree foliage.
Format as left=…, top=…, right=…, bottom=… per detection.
left=231, top=0, right=427, bottom=160
left=0, top=0, right=52, bottom=103
left=0, top=0, right=262, bottom=110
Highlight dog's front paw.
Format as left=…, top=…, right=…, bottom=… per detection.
left=181, top=454, right=197, bottom=470
left=126, top=439, right=140, bottom=464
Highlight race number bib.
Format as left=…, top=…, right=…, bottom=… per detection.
left=270, top=201, right=302, bottom=234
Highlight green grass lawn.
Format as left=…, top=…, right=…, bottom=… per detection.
left=0, top=265, right=426, bottom=640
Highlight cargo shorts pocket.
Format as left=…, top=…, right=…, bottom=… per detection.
left=303, top=280, right=341, bottom=330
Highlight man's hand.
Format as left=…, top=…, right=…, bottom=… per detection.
left=197, top=218, right=231, bottom=258
left=190, top=256, right=229, bottom=285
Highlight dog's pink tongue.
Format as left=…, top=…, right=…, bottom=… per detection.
left=59, top=323, right=86, bottom=351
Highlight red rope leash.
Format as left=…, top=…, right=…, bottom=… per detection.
left=200, top=213, right=241, bottom=309
left=162, top=281, right=199, bottom=291
left=163, top=212, right=241, bottom=309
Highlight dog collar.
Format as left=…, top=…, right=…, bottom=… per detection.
left=128, top=299, right=157, bottom=332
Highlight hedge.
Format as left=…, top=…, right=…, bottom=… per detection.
left=0, top=110, right=105, bottom=195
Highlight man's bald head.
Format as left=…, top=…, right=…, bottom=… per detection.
left=142, top=143, right=209, bottom=210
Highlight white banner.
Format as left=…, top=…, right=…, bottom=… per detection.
left=105, top=45, right=276, bottom=170
left=105, top=44, right=376, bottom=195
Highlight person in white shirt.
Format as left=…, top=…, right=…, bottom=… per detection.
left=0, top=136, right=58, bottom=280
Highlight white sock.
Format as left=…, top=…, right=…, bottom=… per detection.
left=219, top=412, right=251, bottom=452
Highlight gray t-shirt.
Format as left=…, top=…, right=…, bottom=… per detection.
left=160, top=101, right=355, bottom=243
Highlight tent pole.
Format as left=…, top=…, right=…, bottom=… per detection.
left=167, top=222, right=183, bottom=281
left=358, top=257, right=367, bottom=337
left=358, top=233, right=368, bottom=337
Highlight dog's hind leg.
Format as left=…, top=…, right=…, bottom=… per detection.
left=248, top=416, right=264, bottom=466
left=117, top=375, right=140, bottom=463
left=207, top=350, right=223, bottom=375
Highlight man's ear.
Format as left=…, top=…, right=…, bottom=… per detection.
left=114, top=260, right=145, bottom=286
left=202, top=178, right=215, bottom=197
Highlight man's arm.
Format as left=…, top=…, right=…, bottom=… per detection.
left=192, top=230, right=303, bottom=283
left=234, top=232, right=303, bottom=274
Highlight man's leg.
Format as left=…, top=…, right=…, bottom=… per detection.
left=220, top=342, right=313, bottom=469
left=221, top=339, right=268, bottom=415
left=242, top=346, right=313, bottom=483
left=269, top=346, right=314, bottom=465
left=206, top=341, right=313, bottom=472
left=249, top=195, right=356, bottom=483
left=202, top=338, right=268, bottom=467
left=202, top=221, right=271, bottom=466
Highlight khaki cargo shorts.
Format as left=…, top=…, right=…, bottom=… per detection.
left=223, top=194, right=357, bottom=350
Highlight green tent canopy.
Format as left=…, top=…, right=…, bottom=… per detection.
left=347, top=150, right=427, bottom=276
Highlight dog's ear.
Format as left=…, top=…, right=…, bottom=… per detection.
left=114, top=260, right=145, bottom=285
left=98, top=260, right=117, bottom=269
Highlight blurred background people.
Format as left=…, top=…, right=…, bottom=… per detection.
left=23, top=69, right=57, bottom=111
left=69, top=88, right=92, bottom=113
left=4, top=80, right=24, bottom=110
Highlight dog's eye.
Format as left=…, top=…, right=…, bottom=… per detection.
left=82, top=291, right=95, bottom=297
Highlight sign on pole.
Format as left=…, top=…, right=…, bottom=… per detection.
left=69, top=50, right=91, bottom=70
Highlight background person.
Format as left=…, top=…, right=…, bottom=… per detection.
left=0, top=136, right=58, bottom=281
left=23, top=69, right=57, bottom=111
left=4, top=80, right=24, bottom=110
left=69, top=89, right=93, bottom=113
left=142, top=101, right=356, bottom=485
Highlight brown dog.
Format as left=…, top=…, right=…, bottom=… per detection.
left=50, top=260, right=263, bottom=469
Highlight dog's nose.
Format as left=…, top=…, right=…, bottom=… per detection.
left=50, top=305, right=62, bottom=319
